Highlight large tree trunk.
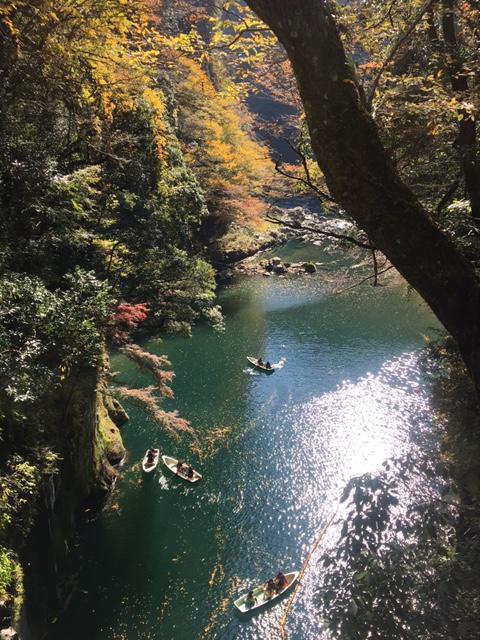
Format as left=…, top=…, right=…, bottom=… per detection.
left=441, top=0, right=480, bottom=226
left=245, top=0, right=480, bottom=390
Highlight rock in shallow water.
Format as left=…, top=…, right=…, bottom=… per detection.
left=273, top=264, right=288, bottom=274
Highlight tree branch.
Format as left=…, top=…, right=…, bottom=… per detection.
left=436, top=176, right=460, bottom=215
left=363, top=0, right=399, bottom=31
left=334, top=265, right=395, bottom=295
left=208, top=25, right=271, bottom=50
left=266, top=213, right=376, bottom=250
left=367, top=0, right=437, bottom=109
left=281, top=139, right=337, bottom=204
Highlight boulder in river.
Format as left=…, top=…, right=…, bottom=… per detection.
left=273, top=264, right=288, bottom=275
left=303, top=262, right=317, bottom=273
left=271, top=256, right=282, bottom=266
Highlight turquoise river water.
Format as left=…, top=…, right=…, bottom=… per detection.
left=48, top=241, right=443, bottom=640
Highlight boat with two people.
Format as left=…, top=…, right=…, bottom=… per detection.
left=234, top=571, right=298, bottom=613
left=142, top=447, right=160, bottom=474
left=162, top=455, right=202, bottom=483
left=247, top=356, right=275, bottom=373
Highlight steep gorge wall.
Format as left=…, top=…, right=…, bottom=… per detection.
left=3, top=362, right=127, bottom=640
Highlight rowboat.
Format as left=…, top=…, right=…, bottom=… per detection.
left=162, top=455, right=202, bottom=483
left=234, top=571, right=298, bottom=613
left=246, top=356, right=274, bottom=373
left=142, top=448, right=159, bottom=474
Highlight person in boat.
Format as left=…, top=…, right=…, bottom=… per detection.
left=176, top=459, right=185, bottom=474
left=147, top=448, right=156, bottom=462
left=186, top=466, right=194, bottom=480
left=265, top=579, right=276, bottom=599
left=274, top=572, right=288, bottom=592
left=245, top=590, right=256, bottom=608
left=258, top=357, right=264, bottom=366
left=266, top=361, right=272, bottom=369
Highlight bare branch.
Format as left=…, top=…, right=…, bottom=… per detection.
left=209, top=26, right=271, bottom=50
left=436, top=176, right=460, bottom=215
left=280, top=139, right=337, bottom=203
left=363, top=0, right=399, bottom=31
left=86, top=142, right=131, bottom=164
left=334, top=265, right=395, bottom=295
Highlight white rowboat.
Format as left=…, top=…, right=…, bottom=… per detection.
left=246, top=356, right=274, bottom=373
left=162, top=455, right=202, bottom=483
left=142, top=448, right=159, bottom=474
left=233, top=571, right=298, bottom=613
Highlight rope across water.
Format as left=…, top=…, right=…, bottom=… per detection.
left=278, top=511, right=337, bottom=640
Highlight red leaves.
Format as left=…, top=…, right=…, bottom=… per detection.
left=110, top=302, right=149, bottom=344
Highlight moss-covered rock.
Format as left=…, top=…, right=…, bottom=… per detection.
left=303, top=261, right=317, bottom=273
left=96, top=390, right=126, bottom=470
left=105, top=396, right=129, bottom=427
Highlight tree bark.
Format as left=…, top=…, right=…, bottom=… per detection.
left=441, top=0, right=480, bottom=226
left=245, top=0, right=480, bottom=391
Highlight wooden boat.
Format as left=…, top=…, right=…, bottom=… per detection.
left=162, top=455, right=202, bottom=483
left=246, top=356, right=275, bottom=373
left=142, top=448, right=159, bottom=474
left=234, top=571, right=298, bottom=613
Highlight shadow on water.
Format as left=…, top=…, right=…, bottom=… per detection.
left=46, top=242, right=444, bottom=640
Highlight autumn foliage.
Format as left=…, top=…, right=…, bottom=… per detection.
left=116, top=345, right=193, bottom=440
left=111, top=303, right=149, bottom=345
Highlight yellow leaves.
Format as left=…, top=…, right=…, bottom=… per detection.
left=142, top=87, right=167, bottom=160
left=172, top=54, right=269, bottom=194
left=142, top=87, right=165, bottom=116
left=6, top=0, right=164, bottom=122
left=92, top=239, right=129, bottom=272
left=0, top=14, right=16, bottom=38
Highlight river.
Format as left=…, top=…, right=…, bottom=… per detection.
left=48, top=240, right=443, bottom=640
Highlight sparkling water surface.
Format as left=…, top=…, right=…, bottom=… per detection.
left=48, top=242, right=442, bottom=640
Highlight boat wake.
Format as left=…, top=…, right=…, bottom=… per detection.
left=243, top=367, right=259, bottom=376
left=272, top=357, right=287, bottom=370
left=158, top=475, right=170, bottom=490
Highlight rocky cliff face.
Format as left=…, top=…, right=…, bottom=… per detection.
left=13, top=361, right=127, bottom=640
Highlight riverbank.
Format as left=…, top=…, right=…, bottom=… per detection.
left=216, top=204, right=376, bottom=284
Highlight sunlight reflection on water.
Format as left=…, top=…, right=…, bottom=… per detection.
left=203, top=351, right=438, bottom=640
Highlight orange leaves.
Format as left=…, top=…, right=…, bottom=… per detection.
left=358, top=61, right=382, bottom=74
left=173, top=56, right=270, bottom=198
left=117, top=343, right=194, bottom=441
